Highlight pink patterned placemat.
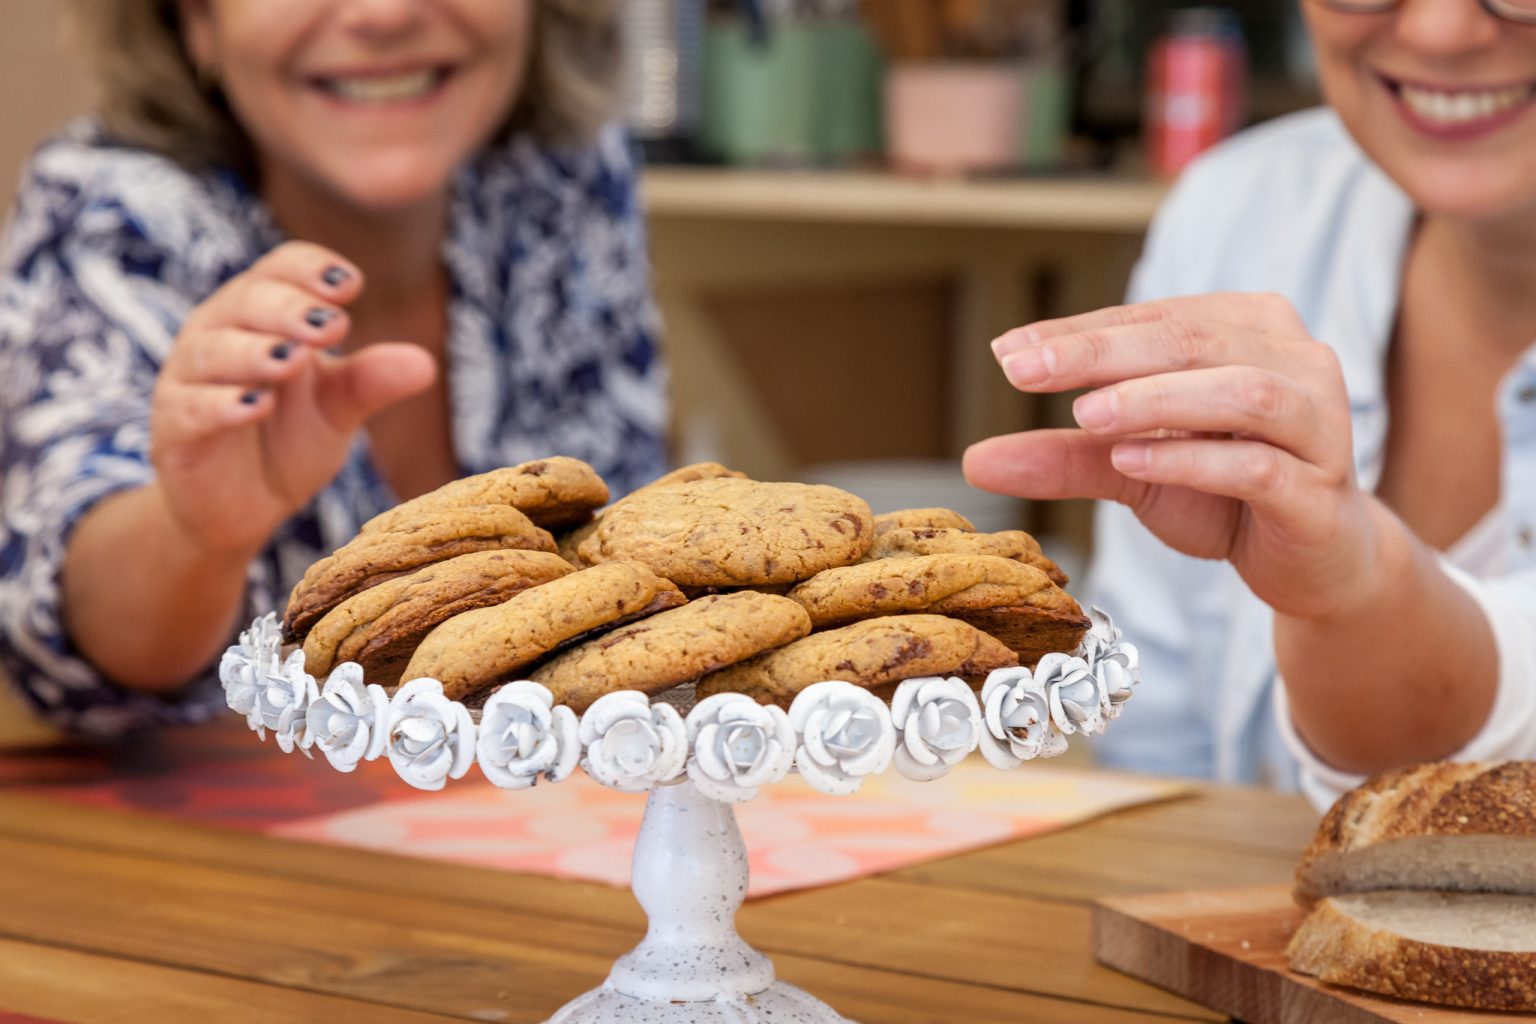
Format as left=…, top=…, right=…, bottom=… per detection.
left=273, top=757, right=1188, bottom=897
left=8, top=719, right=1187, bottom=898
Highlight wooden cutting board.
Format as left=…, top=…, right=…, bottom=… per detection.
left=1092, top=885, right=1530, bottom=1023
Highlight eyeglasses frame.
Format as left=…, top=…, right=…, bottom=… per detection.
left=1310, top=0, right=1536, bottom=25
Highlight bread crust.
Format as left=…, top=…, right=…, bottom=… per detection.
left=1297, top=761, right=1536, bottom=901
left=1286, top=893, right=1536, bottom=1011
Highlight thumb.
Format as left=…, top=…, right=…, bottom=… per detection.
left=316, top=343, right=437, bottom=433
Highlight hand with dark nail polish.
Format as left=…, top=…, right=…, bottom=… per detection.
left=270, top=341, right=294, bottom=361
left=306, top=307, right=336, bottom=328
left=239, top=390, right=262, bottom=405
left=322, top=266, right=350, bottom=287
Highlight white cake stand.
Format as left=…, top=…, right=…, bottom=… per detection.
left=547, top=779, right=847, bottom=1023
left=218, top=609, right=1139, bottom=1024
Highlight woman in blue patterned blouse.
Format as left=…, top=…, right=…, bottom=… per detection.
left=0, top=0, right=667, bottom=737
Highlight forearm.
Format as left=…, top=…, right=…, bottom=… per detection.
left=62, top=483, right=258, bottom=692
left=1275, top=500, right=1496, bottom=774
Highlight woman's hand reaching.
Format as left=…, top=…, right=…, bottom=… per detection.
left=964, top=292, right=1397, bottom=624
left=64, top=241, right=437, bottom=688
left=151, top=241, right=436, bottom=559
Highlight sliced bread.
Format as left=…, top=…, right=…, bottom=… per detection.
left=1286, top=890, right=1536, bottom=1011
left=1296, top=761, right=1536, bottom=903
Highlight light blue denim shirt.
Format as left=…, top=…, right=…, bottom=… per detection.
left=1087, top=109, right=1536, bottom=805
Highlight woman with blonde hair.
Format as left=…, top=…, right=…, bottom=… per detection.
left=0, top=0, right=666, bottom=736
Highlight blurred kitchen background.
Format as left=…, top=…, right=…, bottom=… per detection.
left=1, top=1, right=1323, bottom=584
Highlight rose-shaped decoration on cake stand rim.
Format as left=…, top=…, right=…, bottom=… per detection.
left=1080, top=606, right=1140, bottom=720
left=1036, top=652, right=1108, bottom=737
left=684, top=692, right=796, bottom=803
left=889, top=676, right=983, bottom=782
left=219, top=611, right=282, bottom=721
left=305, top=662, right=390, bottom=772
left=979, top=666, right=1067, bottom=769
left=579, top=691, right=687, bottom=793
left=250, top=649, right=318, bottom=755
left=477, top=681, right=581, bottom=790
left=788, top=681, right=896, bottom=796
left=385, top=677, right=477, bottom=791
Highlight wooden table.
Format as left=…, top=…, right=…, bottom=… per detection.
left=0, top=778, right=1317, bottom=1023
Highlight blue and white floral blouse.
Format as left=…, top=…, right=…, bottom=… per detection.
left=0, top=117, right=669, bottom=738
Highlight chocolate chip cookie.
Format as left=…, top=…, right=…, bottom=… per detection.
left=640, top=461, right=748, bottom=490
left=529, top=591, right=812, bottom=713
left=696, top=614, right=1018, bottom=707
left=302, top=549, right=574, bottom=685
left=401, top=561, right=686, bottom=700
left=284, top=505, right=558, bottom=641
left=788, top=553, right=1088, bottom=663
left=947, top=605, right=1091, bottom=667
left=864, top=526, right=1069, bottom=585
left=786, top=554, right=1059, bottom=623
left=557, top=462, right=748, bottom=569
left=360, top=457, right=609, bottom=535
left=577, top=478, right=874, bottom=587
left=872, top=508, right=977, bottom=535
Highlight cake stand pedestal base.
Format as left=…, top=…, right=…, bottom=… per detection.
left=542, top=779, right=856, bottom=1024
left=545, top=982, right=852, bottom=1023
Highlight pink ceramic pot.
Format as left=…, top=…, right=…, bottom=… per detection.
left=884, top=61, right=1024, bottom=175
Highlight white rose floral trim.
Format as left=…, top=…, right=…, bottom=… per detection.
left=1036, top=652, right=1108, bottom=737
left=477, top=681, right=581, bottom=790
left=219, top=612, right=282, bottom=722
left=979, top=667, right=1067, bottom=769
left=1080, top=606, right=1140, bottom=720
left=221, top=609, right=1139, bottom=794
left=250, top=650, right=317, bottom=755
left=386, top=678, right=477, bottom=791
left=685, top=693, right=796, bottom=803
left=579, top=691, right=687, bottom=793
left=889, top=676, right=983, bottom=782
left=305, top=662, right=391, bottom=772
left=789, top=681, right=896, bottom=796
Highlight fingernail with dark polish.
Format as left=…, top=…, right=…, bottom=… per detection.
left=270, top=341, right=294, bottom=361
left=240, top=390, right=262, bottom=405
left=306, top=307, right=336, bottom=328
left=322, top=266, right=350, bottom=287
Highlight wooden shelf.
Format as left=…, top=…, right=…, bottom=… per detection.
left=642, top=167, right=1167, bottom=232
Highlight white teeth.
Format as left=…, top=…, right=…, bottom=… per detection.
left=1399, top=83, right=1533, bottom=125
left=326, top=70, right=438, bottom=104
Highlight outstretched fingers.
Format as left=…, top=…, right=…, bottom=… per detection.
left=152, top=378, right=275, bottom=447
left=963, top=429, right=1136, bottom=503
left=314, top=343, right=437, bottom=434
left=1070, top=364, right=1347, bottom=469
left=1108, top=435, right=1319, bottom=520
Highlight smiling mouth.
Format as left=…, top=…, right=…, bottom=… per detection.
left=1381, top=75, right=1536, bottom=128
left=314, top=67, right=452, bottom=105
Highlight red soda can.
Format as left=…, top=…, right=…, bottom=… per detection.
left=1145, top=8, right=1247, bottom=178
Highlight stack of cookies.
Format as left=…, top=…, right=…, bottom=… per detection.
left=283, top=457, right=1091, bottom=713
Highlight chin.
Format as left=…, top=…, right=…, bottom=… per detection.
left=1392, top=159, right=1536, bottom=222
left=318, top=153, right=463, bottom=213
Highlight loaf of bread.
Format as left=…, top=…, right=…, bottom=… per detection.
left=1287, top=890, right=1536, bottom=1011
left=1286, top=761, right=1536, bottom=1011
left=1295, top=760, right=1536, bottom=903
